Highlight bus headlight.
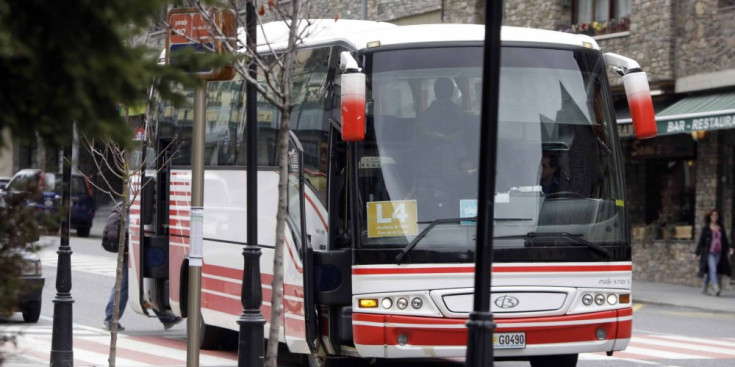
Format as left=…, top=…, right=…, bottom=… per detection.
left=582, top=294, right=593, bottom=306
left=396, top=298, right=408, bottom=310
left=595, top=294, right=606, bottom=305
left=411, top=297, right=423, bottom=309
left=381, top=298, right=393, bottom=309
left=607, top=294, right=618, bottom=305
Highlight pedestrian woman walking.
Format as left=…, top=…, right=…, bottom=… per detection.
left=695, top=209, right=732, bottom=296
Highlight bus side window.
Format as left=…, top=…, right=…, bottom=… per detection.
left=292, top=47, right=332, bottom=203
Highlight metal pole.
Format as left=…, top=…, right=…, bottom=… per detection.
left=50, top=143, right=74, bottom=366
left=186, top=85, right=206, bottom=367
left=238, top=1, right=265, bottom=366
left=465, top=0, right=503, bottom=366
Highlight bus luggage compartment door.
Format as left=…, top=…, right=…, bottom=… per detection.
left=143, top=235, right=168, bottom=279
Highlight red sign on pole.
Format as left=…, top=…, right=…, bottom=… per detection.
left=166, top=8, right=236, bottom=81
left=169, top=13, right=192, bottom=44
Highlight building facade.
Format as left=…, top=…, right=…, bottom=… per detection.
left=501, top=0, right=735, bottom=286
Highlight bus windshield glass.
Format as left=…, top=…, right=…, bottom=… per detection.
left=356, top=46, right=624, bottom=256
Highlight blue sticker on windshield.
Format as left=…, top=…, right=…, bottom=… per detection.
left=460, top=199, right=477, bottom=226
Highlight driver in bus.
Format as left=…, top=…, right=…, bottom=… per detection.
left=540, top=152, right=561, bottom=194
left=414, top=77, right=476, bottom=218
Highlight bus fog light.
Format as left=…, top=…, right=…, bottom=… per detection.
left=396, top=298, right=408, bottom=310
left=397, top=334, right=408, bottom=346
left=359, top=299, right=378, bottom=308
left=596, top=328, right=607, bottom=340
left=595, top=294, right=605, bottom=305
left=411, top=297, right=423, bottom=309
left=607, top=294, right=618, bottom=305
left=381, top=298, right=393, bottom=309
left=582, top=294, right=593, bottom=306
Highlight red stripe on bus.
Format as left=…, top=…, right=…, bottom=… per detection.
left=353, top=310, right=622, bottom=347
left=202, top=291, right=272, bottom=318
left=352, top=264, right=632, bottom=275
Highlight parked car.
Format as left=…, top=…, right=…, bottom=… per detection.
left=0, top=176, right=10, bottom=191
left=4, top=169, right=96, bottom=237
left=13, top=247, right=44, bottom=323
left=0, top=194, right=45, bottom=323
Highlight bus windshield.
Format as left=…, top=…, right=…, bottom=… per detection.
left=356, top=46, right=624, bottom=258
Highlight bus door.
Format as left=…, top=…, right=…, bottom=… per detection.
left=132, top=138, right=175, bottom=317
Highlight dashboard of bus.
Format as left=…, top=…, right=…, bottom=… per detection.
left=353, top=44, right=629, bottom=265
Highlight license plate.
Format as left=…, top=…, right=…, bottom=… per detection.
left=493, top=332, right=526, bottom=349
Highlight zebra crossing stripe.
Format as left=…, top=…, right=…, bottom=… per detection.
left=582, top=333, right=735, bottom=360
left=39, top=249, right=118, bottom=277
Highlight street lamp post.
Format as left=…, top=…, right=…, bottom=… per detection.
left=465, top=1, right=504, bottom=366
left=237, top=1, right=265, bottom=366
left=50, top=143, right=74, bottom=366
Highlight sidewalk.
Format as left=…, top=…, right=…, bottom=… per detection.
left=634, top=279, right=735, bottom=313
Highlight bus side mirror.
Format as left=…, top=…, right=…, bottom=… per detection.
left=340, top=52, right=365, bottom=142
left=604, top=53, right=657, bottom=139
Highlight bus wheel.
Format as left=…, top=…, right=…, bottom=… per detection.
left=199, top=318, right=237, bottom=350
left=305, top=354, right=368, bottom=367
left=529, top=354, right=578, bottom=367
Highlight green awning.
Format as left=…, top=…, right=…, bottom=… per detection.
left=616, top=91, right=735, bottom=138
left=654, top=91, right=735, bottom=135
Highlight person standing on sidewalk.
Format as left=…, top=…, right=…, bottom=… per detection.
left=695, top=209, right=732, bottom=296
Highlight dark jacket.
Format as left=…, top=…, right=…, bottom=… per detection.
left=695, top=226, right=731, bottom=277
left=102, top=203, right=128, bottom=253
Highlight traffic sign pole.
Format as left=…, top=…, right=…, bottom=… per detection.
left=165, top=7, right=236, bottom=367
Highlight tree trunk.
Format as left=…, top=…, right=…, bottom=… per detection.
left=108, top=156, right=130, bottom=367
left=266, top=3, right=300, bottom=366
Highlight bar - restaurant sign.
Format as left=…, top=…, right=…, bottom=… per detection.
left=618, top=111, right=735, bottom=138
left=658, top=112, right=735, bottom=135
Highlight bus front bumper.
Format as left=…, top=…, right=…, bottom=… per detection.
left=352, top=307, right=632, bottom=358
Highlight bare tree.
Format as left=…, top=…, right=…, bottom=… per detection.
left=80, top=122, right=179, bottom=367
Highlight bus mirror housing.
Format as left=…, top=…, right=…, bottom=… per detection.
left=604, top=53, right=657, bottom=139
left=340, top=51, right=366, bottom=142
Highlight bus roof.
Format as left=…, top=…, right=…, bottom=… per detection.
left=252, top=19, right=600, bottom=52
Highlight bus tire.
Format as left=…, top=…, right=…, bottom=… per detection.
left=529, top=353, right=578, bottom=367
left=199, top=318, right=237, bottom=350
left=305, top=354, right=369, bottom=367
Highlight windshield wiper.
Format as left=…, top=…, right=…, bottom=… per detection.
left=395, top=217, right=473, bottom=265
left=494, top=231, right=612, bottom=259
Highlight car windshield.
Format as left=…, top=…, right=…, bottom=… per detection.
left=355, top=46, right=624, bottom=255
left=7, top=171, right=40, bottom=193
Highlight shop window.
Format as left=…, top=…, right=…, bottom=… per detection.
left=646, top=159, right=696, bottom=240
left=568, top=0, right=631, bottom=36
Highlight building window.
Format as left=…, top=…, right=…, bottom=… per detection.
left=570, top=0, right=631, bottom=36
left=720, top=0, right=735, bottom=9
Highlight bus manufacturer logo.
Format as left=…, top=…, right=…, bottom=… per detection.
left=494, top=295, right=520, bottom=309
